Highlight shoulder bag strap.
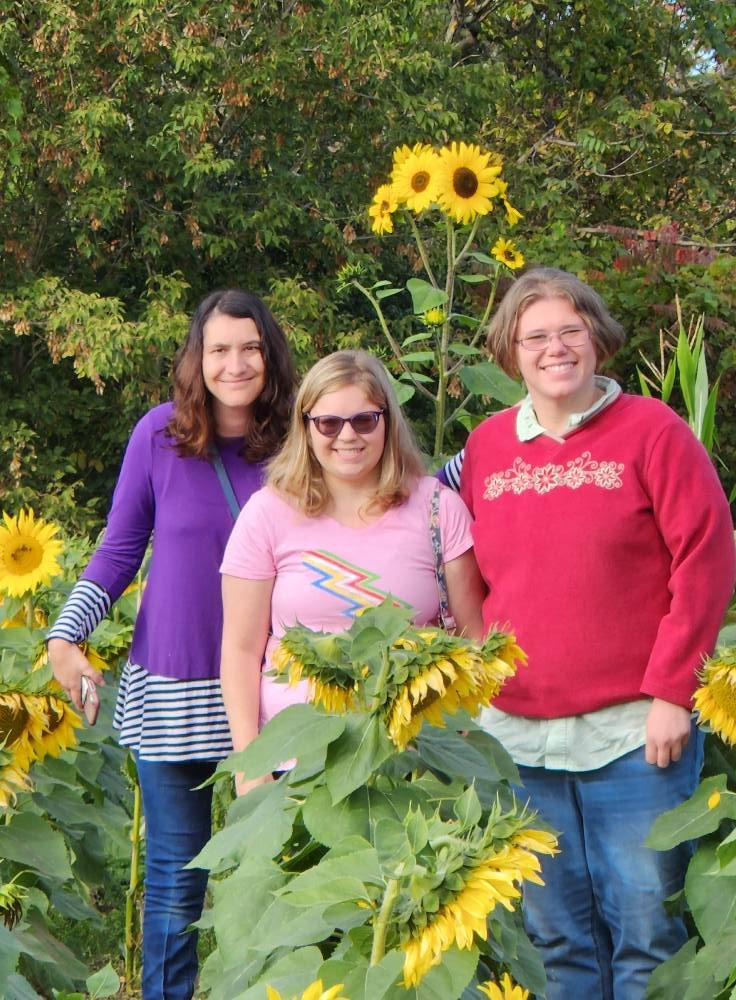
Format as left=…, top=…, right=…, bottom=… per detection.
left=430, top=481, right=456, bottom=632
left=209, top=445, right=242, bottom=522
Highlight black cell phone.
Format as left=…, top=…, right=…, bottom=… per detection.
left=80, top=676, right=100, bottom=725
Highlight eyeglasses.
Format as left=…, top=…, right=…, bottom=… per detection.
left=516, top=328, right=591, bottom=352
left=304, top=410, right=385, bottom=438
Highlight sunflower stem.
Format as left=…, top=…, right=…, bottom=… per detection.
left=370, top=647, right=392, bottom=712
left=350, top=281, right=435, bottom=404
left=446, top=265, right=500, bottom=378
left=23, top=597, right=34, bottom=629
left=124, top=767, right=142, bottom=988
left=454, top=216, right=481, bottom=267
left=370, top=877, right=400, bottom=965
left=408, top=215, right=438, bottom=287
left=434, top=220, right=456, bottom=455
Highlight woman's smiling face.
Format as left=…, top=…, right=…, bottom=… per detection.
left=306, top=383, right=386, bottom=490
left=514, top=296, right=599, bottom=415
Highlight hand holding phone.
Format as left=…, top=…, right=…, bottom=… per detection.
left=80, top=676, right=100, bottom=726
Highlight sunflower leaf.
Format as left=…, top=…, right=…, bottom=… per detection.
left=406, top=279, right=448, bottom=315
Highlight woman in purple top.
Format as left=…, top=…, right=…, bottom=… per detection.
left=47, top=289, right=295, bottom=1000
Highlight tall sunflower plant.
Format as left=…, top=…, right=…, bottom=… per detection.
left=195, top=602, right=558, bottom=1000
left=338, top=141, right=526, bottom=457
left=0, top=508, right=135, bottom=997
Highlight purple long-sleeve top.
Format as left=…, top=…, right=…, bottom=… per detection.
left=83, top=402, right=264, bottom=680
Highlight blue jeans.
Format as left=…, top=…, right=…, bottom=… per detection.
left=136, top=757, right=217, bottom=1000
left=518, top=728, right=703, bottom=1000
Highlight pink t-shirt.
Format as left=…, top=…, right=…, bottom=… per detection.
left=220, top=476, right=474, bottom=725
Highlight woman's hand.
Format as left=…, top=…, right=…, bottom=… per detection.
left=645, top=698, right=691, bottom=768
left=235, top=772, right=274, bottom=798
left=47, top=637, right=105, bottom=712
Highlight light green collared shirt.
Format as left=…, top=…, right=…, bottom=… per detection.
left=479, top=376, right=654, bottom=772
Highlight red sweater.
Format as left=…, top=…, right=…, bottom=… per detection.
left=461, top=394, right=735, bottom=717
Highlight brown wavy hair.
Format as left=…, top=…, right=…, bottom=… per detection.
left=487, top=267, right=626, bottom=377
left=267, top=350, right=425, bottom=516
left=167, top=289, right=296, bottom=461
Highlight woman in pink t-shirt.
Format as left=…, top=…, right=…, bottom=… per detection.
left=220, top=349, right=485, bottom=794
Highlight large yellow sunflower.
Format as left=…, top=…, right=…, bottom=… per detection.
left=386, top=633, right=523, bottom=750
left=368, top=183, right=398, bottom=235
left=478, top=972, right=529, bottom=1000
left=0, top=691, right=46, bottom=770
left=436, top=142, right=503, bottom=225
left=391, top=146, right=441, bottom=213
left=693, top=649, right=736, bottom=745
left=0, top=509, right=63, bottom=598
left=266, top=980, right=348, bottom=1000
left=491, top=238, right=525, bottom=270
left=34, top=696, right=82, bottom=760
left=401, top=828, right=557, bottom=986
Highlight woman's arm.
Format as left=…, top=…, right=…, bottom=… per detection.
left=445, top=548, right=486, bottom=640
left=220, top=573, right=274, bottom=795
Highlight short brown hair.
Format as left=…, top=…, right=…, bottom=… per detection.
left=267, top=350, right=425, bottom=516
left=486, top=267, right=626, bottom=377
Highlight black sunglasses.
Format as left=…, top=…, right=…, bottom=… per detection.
left=304, top=410, right=385, bottom=438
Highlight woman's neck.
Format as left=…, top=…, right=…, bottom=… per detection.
left=531, top=383, right=603, bottom=436
left=323, top=475, right=382, bottom=527
left=212, top=400, right=250, bottom=438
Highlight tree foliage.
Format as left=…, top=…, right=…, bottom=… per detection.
left=1, top=0, right=734, bottom=526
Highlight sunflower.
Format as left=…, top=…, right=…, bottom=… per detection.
left=494, top=179, right=523, bottom=227
left=0, top=875, right=27, bottom=930
left=34, top=695, right=82, bottom=760
left=392, top=142, right=433, bottom=169
left=401, top=828, right=557, bottom=986
left=436, top=142, right=503, bottom=225
left=266, top=980, right=348, bottom=1000
left=491, top=238, right=525, bottom=270
left=368, top=183, right=398, bottom=235
left=392, top=146, right=441, bottom=213
left=0, top=762, right=31, bottom=808
left=0, top=509, right=63, bottom=597
left=478, top=973, right=529, bottom=1000
left=386, top=633, right=523, bottom=750
left=422, top=307, right=445, bottom=326
left=693, top=649, right=736, bottom=745
left=0, top=691, right=46, bottom=770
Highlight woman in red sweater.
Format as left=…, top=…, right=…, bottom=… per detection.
left=456, top=268, right=735, bottom=999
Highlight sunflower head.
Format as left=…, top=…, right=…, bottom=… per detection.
left=422, top=307, right=446, bottom=326
left=0, top=875, right=27, bottom=930
left=266, top=980, right=348, bottom=1000
left=0, top=509, right=63, bottom=598
left=491, top=238, right=525, bottom=270
left=478, top=973, right=530, bottom=1000
left=368, top=183, right=398, bottom=235
left=436, top=142, right=504, bottom=225
left=694, top=648, right=736, bottom=745
left=391, top=146, right=441, bottom=213
left=35, top=696, right=82, bottom=760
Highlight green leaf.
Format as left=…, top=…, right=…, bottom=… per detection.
left=376, top=288, right=403, bottom=301
left=644, top=939, right=699, bottom=999
left=645, top=776, right=736, bottom=849
left=448, top=343, right=482, bottom=357
left=325, top=714, right=393, bottom=804
left=86, top=963, right=120, bottom=998
left=229, top=948, right=323, bottom=1000
left=373, top=817, right=415, bottom=877
left=404, top=807, right=429, bottom=853
left=0, top=813, right=73, bottom=880
left=685, top=842, right=736, bottom=943
left=303, top=784, right=371, bottom=846
left=325, top=950, right=404, bottom=1000
left=661, top=358, right=677, bottom=403
left=388, top=374, right=415, bottom=405
left=400, top=351, right=435, bottom=365
left=467, top=251, right=496, bottom=265
left=458, top=362, right=524, bottom=405
left=4, top=975, right=43, bottom=1000
left=284, top=876, right=371, bottom=908
left=191, top=779, right=295, bottom=872
left=406, top=279, right=448, bottom=315
left=448, top=313, right=480, bottom=330
left=456, top=273, right=490, bottom=284
left=453, top=785, right=482, bottom=829
left=217, top=704, right=345, bottom=780
left=401, top=332, right=432, bottom=347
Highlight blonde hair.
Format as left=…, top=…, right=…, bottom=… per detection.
left=487, top=267, right=626, bottom=377
left=267, top=350, right=425, bottom=516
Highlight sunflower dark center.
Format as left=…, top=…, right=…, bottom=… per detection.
left=453, top=167, right=478, bottom=198
left=504, top=249, right=515, bottom=261
left=45, top=699, right=64, bottom=733
left=0, top=701, right=30, bottom=745
left=411, top=170, right=430, bottom=193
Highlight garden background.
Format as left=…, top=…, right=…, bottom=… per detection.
left=1, top=1, right=735, bottom=998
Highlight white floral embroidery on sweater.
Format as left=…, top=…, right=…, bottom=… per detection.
left=483, top=451, right=624, bottom=500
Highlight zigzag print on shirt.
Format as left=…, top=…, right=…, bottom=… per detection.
left=302, top=550, right=411, bottom=617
